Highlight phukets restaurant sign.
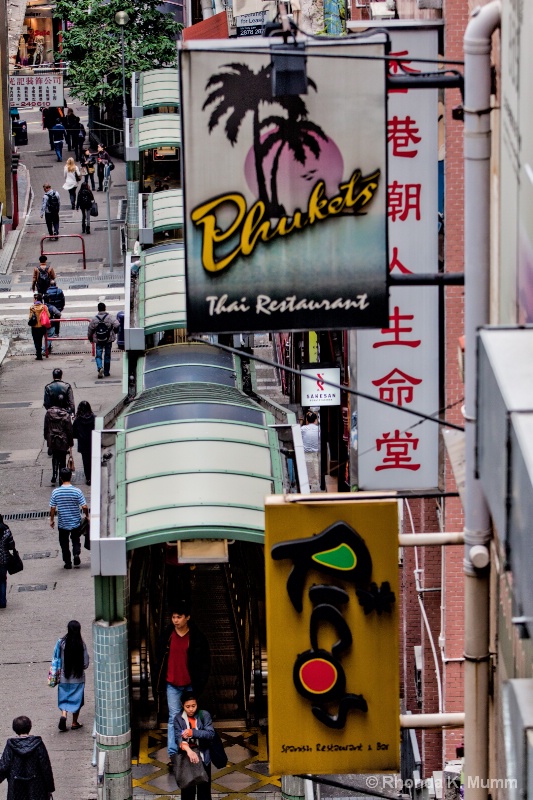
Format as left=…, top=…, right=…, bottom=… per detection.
left=179, top=38, right=389, bottom=334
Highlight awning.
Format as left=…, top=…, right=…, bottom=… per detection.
left=138, top=189, right=184, bottom=245
left=138, top=243, right=186, bottom=334
left=137, top=114, right=181, bottom=151
left=137, top=69, right=179, bottom=112
left=115, top=343, right=282, bottom=549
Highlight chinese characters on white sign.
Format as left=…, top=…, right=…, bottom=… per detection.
left=9, top=75, right=64, bottom=108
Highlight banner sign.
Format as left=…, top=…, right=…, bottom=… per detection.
left=265, top=497, right=400, bottom=774
left=180, top=38, right=388, bottom=333
left=9, top=74, right=64, bottom=108
left=355, top=25, right=440, bottom=490
left=301, top=366, right=341, bottom=406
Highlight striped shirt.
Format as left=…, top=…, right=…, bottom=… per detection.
left=50, top=485, right=86, bottom=530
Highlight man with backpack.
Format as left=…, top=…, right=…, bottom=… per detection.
left=87, top=302, right=120, bottom=379
left=44, top=279, right=66, bottom=338
left=40, top=184, right=61, bottom=239
left=44, top=404, right=73, bottom=485
left=32, top=255, right=56, bottom=294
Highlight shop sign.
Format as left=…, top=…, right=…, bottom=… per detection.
left=355, top=25, right=440, bottom=490
left=301, top=366, right=341, bottom=406
left=235, top=11, right=266, bottom=25
left=179, top=38, right=388, bottom=333
left=265, top=497, right=400, bottom=775
left=9, top=74, right=64, bottom=108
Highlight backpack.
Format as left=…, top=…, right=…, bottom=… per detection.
left=94, top=313, right=111, bottom=343
left=46, top=192, right=60, bottom=214
left=47, top=414, right=69, bottom=452
left=36, top=266, right=51, bottom=294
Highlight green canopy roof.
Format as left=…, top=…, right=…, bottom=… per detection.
left=138, top=68, right=179, bottom=110
left=138, top=243, right=186, bottom=334
left=135, top=114, right=181, bottom=151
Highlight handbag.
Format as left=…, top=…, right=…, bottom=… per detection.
left=90, top=200, right=98, bottom=217
left=80, top=516, right=90, bottom=550
left=80, top=165, right=87, bottom=177
left=75, top=171, right=81, bottom=182
left=40, top=306, right=51, bottom=329
left=198, top=711, right=227, bottom=768
left=7, top=548, right=23, bottom=575
left=172, top=752, right=208, bottom=790
left=28, top=310, right=38, bottom=327
left=48, top=640, right=61, bottom=687
left=67, top=448, right=75, bottom=472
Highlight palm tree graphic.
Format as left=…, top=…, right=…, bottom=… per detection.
left=203, top=64, right=329, bottom=217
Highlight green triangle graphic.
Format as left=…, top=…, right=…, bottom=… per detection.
left=312, top=544, right=356, bottom=571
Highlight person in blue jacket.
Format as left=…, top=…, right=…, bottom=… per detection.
left=174, top=692, right=215, bottom=800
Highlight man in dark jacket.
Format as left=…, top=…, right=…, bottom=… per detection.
left=44, top=406, right=74, bottom=484
left=44, top=280, right=65, bottom=338
left=63, top=107, right=80, bottom=152
left=0, top=715, right=55, bottom=800
left=156, top=602, right=211, bottom=761
left=43, top=368, right=75, bottom=414
left=50, top=118, right=66, bottom=162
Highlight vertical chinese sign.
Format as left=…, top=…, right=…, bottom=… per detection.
left=179, top=38, right=389, bottom=334
left=355, top=25, right=440, bottom=490
left=265, top=496, right=400, bottom=775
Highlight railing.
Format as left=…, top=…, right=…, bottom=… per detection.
left=401, top=710, right=423, bottom=796
left=41, top=235, right=86, bottom=270
left=46, top=318, right=95, bottom=356
left=89, top=122, right=124, bottom=154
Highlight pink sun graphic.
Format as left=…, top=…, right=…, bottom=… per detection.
left=244, top=128, right=344, bottom=214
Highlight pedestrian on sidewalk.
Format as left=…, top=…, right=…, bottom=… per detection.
left=81, top=149, right=96, bottom=190
left=52, top=620, right=90, bottom=732
left=51, top=118, right=66, bottom=162
left=156, top=602, right=211, bottom=764
left=0, top=715, right=55, bottom=799
left=31, top=255, right=56, bottom=294
left=44, top=367, right=75, bottom=414
left=28, top=294, right=49, bottom=361
left=63, top=107, right=80, bottom=152
left=63, top=157, right=81, bottom=210
left=44, top=406, right=73, bottom=484
left=173, top=692, right=216, bottom=800
left=87, top=302, right=120, bottom=378
left=74, top=122, right=86, bottom=161
left=40, top=184, right=61, bottom=239
left=96, top=144, right=113, bottom=191
left=73, top=401, right=95, bottom=485
left=76, top=182, right=94, bottom=234
left=44, top=279, right=66, bottom=338
left=0, top=515, right=16, bottom=609
left=49, top=467, right=89, bottom=569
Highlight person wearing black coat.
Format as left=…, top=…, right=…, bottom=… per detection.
left=73, top=401, right=95, bottom=485
left=76, top=182, right=94, bottom=235
left=0, top=715, right=55, bottom=800
left=0, top=515, right=16, bottom=609
left=156, top=602, right=211, bottom=761
left=80, top=150, right=96, bottom=191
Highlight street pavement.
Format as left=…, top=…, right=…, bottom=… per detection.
left=0, top=98, right=125, bottom=800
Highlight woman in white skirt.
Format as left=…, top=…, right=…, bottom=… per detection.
left=63, top=157, right=81, bottom=210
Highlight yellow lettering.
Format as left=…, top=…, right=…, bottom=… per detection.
left=191, top=194, right=246, bottom=273
left=240, top=201, right=273, bottom=256
left=274, top=212, right=306, bottom=237
left=307, top=182, right=329, bottom=224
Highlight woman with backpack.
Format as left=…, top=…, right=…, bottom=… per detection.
left=44, top=404, right=73, bottom=484
left=76, top=181, right=95, bottom=235
left=73, top=401, right=95, bottom=485
left=28, top=293, right=51, bottom=361
left=63, top=157, right=81, bottom=210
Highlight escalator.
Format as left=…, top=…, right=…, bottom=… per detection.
left=129, top=541, right=266, bottom=757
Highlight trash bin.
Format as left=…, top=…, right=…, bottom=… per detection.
left=12, top=120, right=28, bottom=146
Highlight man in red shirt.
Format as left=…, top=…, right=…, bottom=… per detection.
left=157, top=603, right=210, bottom=761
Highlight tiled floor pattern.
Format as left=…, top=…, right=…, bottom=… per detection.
left=133, top=727, right=282, bottom=800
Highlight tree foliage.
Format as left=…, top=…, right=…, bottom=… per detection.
left=54, top=0, right=179, bottom=107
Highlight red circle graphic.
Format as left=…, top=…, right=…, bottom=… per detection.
left=299, top=658, right=337, bottom=694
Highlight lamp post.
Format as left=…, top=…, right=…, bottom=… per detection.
left=114, top=10, right=129, bottom=121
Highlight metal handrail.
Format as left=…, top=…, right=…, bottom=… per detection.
left=46, top=318, right=95, bottom=356
left=40, top=235, right=86, bottom=270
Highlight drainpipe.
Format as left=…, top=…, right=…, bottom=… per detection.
left=463, top=5, right=501, bottom=800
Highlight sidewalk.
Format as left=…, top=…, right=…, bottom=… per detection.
left=0, top=99, right=126, bottom=800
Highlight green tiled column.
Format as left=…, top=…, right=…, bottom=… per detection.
left=93, top=619, right=132, bottom=800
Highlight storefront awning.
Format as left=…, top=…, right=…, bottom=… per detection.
left=138, top=189, right=184, bottom=245
left=138, top=243, right=186, bottom=334
left=115, top=344, right=282, bottom=549
left=125, top=114, right=181, bottom=160
left=135, top=68, right=179, bottom=113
